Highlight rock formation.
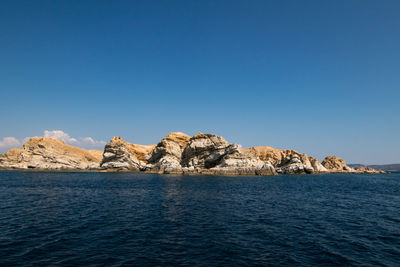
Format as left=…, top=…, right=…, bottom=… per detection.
left=309, top=157, right=328, bottom=172
left=320, top=156, right=383, bottom=174
left=353, top=166, right=385, bottom=174
left=100, top=137, right=154, bottom=170
left=275, top=154, right=309, bottom=174
left=241, top=147, right=327, bottom=174
left=321, top=156, right=353, bottom=172
left=0, top=137, right=102, bottom=170
left=181, top=133, right=276, bottom=175
left=0, top=149, right=23, bottom=169
left=181, top=133, right=234, bottom=169
left=0, top=132, right=383, bottom=175
left=204, top=148, right=276, bottom=176
left=145, top=132, right=190, bottom=174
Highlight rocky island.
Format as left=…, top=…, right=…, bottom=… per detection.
left=0, top=132, right=383, bottom=175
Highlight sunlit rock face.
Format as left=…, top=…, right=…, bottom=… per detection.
left=309, top=157, right=328, bottom=172
left=206, top=148, right=276, bottom=176
left=321, top=156, right=353, bottom=172
left=181, top=133, right=276, bottom=176
left=145, top=132, right=190, bottom=174
left=241, top=146, right=327, bottom=174
left=0, top=137, right=102, bottom=170
left=100, top=137, right=154, bottom=170
left=0, top=132, right=382, bottom=176
left=352, top=166, right=385, bottom=174
left=181, top=133, right=233, bottom=169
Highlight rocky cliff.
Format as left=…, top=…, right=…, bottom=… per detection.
left=0, top=132, right=383, bottom=175
left=100, top=137, right=155, bottom=170
left=0, top=137, right=102, bottom=170
left=146, top=132, right=190, bottom=174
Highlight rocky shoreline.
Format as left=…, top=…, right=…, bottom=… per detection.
left=0, top=132, right=384, bottom=175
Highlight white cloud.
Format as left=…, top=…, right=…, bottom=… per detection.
left=0, top=130, right=106, bottom=153
left=0, top=137, right=21, bottom=150
left=43, top=130, right=106, bottom=149
left=44, top=130, right=79, bottom=144
left=79, top=137, right=107, bottom=147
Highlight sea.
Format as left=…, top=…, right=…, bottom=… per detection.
left=0, top=171, right=399, bottom=266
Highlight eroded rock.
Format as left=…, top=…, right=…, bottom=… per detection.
left=241, top=146, right=326, bottom=174
left=0, top=138, right=102, bottom=170
left=146, top=132, right=190, bottom=174
left=321, top=156, right=353, bottom=172
left=100, top=137, right=154, bottom=170
left=181, top=133, right=276, bottom=175
left=181, top=133, right=233, bottom=168
left=309, top=157, right=328, bottom=172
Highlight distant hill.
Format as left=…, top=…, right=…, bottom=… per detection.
left=349, top=164, right=400, bottom=172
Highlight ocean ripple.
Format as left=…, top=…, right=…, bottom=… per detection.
left=0, top=171, right=399, bottom=266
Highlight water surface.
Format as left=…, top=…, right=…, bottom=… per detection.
left=0, top=171, right=399, bottom=266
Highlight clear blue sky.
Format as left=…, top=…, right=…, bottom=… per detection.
left=1, top=0, right=399, bottom=164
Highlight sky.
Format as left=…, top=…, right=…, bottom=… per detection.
left=0, top=0, right=399, bottom=164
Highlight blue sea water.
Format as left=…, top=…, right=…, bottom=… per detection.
left=0, top=171, right=399, bottom=266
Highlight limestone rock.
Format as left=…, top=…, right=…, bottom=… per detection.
left=240, top=146, right=284, bottom=166
left=0, top=138, right=102, bottom=170
left=100, top=137, right=154, bottom=170
left=0, top=148, right=24, bottom=169
left=181, top=133, right=233, bottom=168
left=146, top=132, right=190, bottom=174
left=241, top=146, right=325, bottom=174
left=181, top=133, right=276, bottom=175
left=309, top=157, right=328, bottom=172
left=321, top=156, right=353, bottom=172
left=209, top=148, right=276, bottom=175
left=276, top=154, right=307, bottom=174
left=0, top=131, right=380, bottom=176
left=353, top=166, right=384, bottom=174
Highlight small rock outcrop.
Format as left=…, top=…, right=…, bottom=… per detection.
left=353, top=166, right=385, bottom=174
left=321, top=156, right=382, bottom=173
left=0, top=138, right=102, bottom=170
left=100, top=137, right=155, bottom=170
left=146, top=132, right=191, bottom=174
left=0, top=148, right=23, bottom=169
left=321, top=156, right=353, bottom=172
